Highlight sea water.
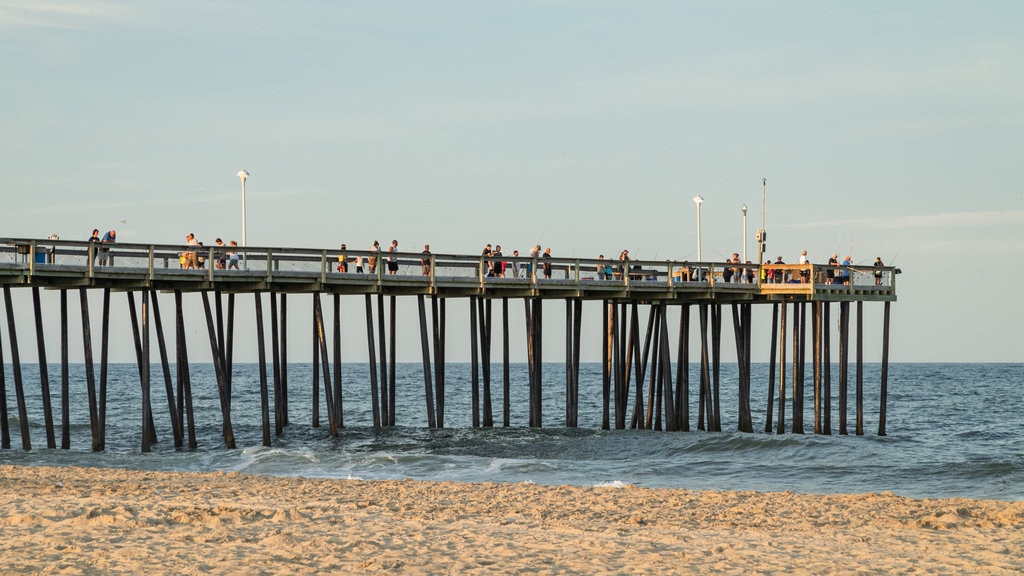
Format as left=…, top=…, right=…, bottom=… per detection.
left=1, top=362, right=1021, bottom=501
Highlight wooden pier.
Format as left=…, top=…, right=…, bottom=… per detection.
left=0, top=237, right=897, bottom=451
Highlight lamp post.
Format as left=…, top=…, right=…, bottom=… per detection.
left=237, top=169, right=250, bottom=248
left=693, top=195, right=704, bottom=262
left=757, top=178, right=766, bottom=283
left=741, top=204, right=748, bottom=263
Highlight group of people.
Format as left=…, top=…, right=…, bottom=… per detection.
left=762, top=251, right=885, bottom=286
left=87, top=228, right=116, bottom=265
left=335, top=242, right=555, bottom=278
left=335, top=240, right=400, bottom=275
left=178, top=234, right=241, bottom=270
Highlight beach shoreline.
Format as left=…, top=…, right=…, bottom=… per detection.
left=1, top=464, right=1021, bottom=574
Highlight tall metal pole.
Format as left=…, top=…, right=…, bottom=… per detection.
left=237, top=169, right=249, bottom=268
left=741, top=204, right=748, bottom=263
left=693, top=195, right=704, bottom=262
left=757, top=178, right=766, bottom=282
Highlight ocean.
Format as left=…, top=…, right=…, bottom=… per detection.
left=1, top=362, right=1021, bottom=501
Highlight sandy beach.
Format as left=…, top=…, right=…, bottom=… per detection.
left=0, top=464, right=1020, bottom=574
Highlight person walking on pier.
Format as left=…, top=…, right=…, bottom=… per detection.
left=528, top=245, right=540, bottom=277
left=511, top=250, right=521, bottom=278
left=420, top=244, right=432, bottom=276
left=337, top=244, right=348, bottom=273
left=874, top=256, right=884, bottom=285
left=368, top=240, right=380, bottom=274
left=214, top=238, right=227, bottom=269
left=798, top=250, right=809, bottom=283
left=227, top=241, right=240, bottom=269
left=493, top=245, right=505, bottom=277
left=98, top=230, right=116, bottom=265
left=542, top=247, right=552, bottom=278
left=387, top=240, right=399, bottom=275
left=88, top=229, right=101, bottom=264
left=597, top=255, right=606, bottom=280
left=183, top=233, right=199, bottom=269
left=826, top=254, right=838, bottom=284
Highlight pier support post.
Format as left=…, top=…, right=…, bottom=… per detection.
left=879, top=301, right=891, bottom=436
left=765, top=303, right=779, bottom=433
left=79, top=288, right=100, bottom=451
left=3, top=286, right=29, bottom=450
left=254, top=292, right=272, bottom=447
left=201, top=291, right=235, bottom=448
left=150, top=290, right=183, bottom=448
left=60, top=290, right=69, bottom=449
left=364, top=294, right=381, bottom=427
left=676, top=304, right=691, bottom=432
left=776, top=301, right=788, bottom=435
left=32, top=287, right=56, bottom=448
left=417, top=294, right=436, bottom=429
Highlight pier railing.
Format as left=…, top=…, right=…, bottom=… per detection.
left=1, top=238, right=896, bottom=302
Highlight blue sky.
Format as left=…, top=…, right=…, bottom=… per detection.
left=2, top=1, right=1022, bottom=363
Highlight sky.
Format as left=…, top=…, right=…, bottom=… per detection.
left=1, top=1, right=1022, bottom=365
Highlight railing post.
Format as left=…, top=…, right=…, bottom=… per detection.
left=207, top=246, right=215, bottom=281
left=320, top=250, right=327, bottom=284
left=266, top=249, right=273, bottom=281
left=148, top=246, right=155, bottom=280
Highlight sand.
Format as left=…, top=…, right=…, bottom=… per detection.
left=0, top=465, right=1021, bottom=575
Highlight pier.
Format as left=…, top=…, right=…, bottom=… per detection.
left=0, top=237, right=897, bottom=451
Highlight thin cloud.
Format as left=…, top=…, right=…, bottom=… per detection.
left=788, top=210, right=1024, bottom=230
left=0, top=1, right=129, bottom=29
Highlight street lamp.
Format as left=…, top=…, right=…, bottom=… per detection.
left=237, top=169, right=249, bottom=248
left=741, top=204, right=748, bottom=263
left=693, top=195, right=704, bottom=262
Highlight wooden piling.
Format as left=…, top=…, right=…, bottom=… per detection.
left=601, top=300, right=611, bottom=431
left=482, top=297, right=493, bottom=427
left=174, top=290, right=197, bottom=449
left=364, top=294, right=381, bottom=427
left=330, top=293, right=340, bottom=429
left=60, top=290, right=69, bottom=449
left=470, top=296, right=480, bottom=427
left=711, top=304, right=722, bottom=432
left=838, top=301, right=850, bottom=435
left=0, top=294, right=8, bottom=450
left=31, top=287, right=56, bottom=448
left=201, top=291, right=235, bottom=449
left=822, top=302, right=832, bottom=435
left=313, top=293, right=336, bottom=435
left=879, top=301, right=891, bottom=436
left=764, top=303, right=779, bottom=433
left=2, top=285, right=29, bottom=449
left=501, top=298, right=510, bottom=428
left=416, top=294, right=436, bottom=429
left=254, top=292, right=272, bottom=447
left=856, top=300, right=864, bottom=436
left=792, top=302, right=804, bottom=434
left=79, top=288, right=99, bottom=451
left=676, top=304, right=691, bottom=432
left=776, top=301, right=788, bottom=435
left=270, top=291, right=283, bottom=437
left=149, top=290, right=183, bottom=448
left=432, top=296, right=446, bottom=428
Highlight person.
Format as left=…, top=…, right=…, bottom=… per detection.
left=387, top=240, right=399, bottom=275
left=798, top=250, right=809, bottom=283
left=841, top=255, right=852, bottom=284
left=227, top=240, right=240, bottom=269
left=762, top=259, right=772, bottom=283
left=542, top=247, right=552, bottom=278
left=368, top=241, right=380, bottom=274
left=773, top=256, right=785, bottom=283
left=874, top=256, right=884, bottom=286
left=196, top=242, right=206, bottom=269
left=354, top=253, right=364, bottom=273
left=214, top=238, right=227, bottom=269
left=723, top=253, right=736, bottom=283
left=528, top=245, right=540, bottom=277
left=492, top=245, right=505, bottom=277
left=597, top=255, right=606, bottom=280
left=98, top=230, right=116, bottom=265
left=744, top=261, right=755, bottom=284
left=619, top=249, right=630, bottom=280
left=337, top=244, right=348, bottom=273
left=510, top=250, right=521, bottom=278
left=183, top=233, right=199, bottom=269
left=826, top=254, right=838, bottom=284
left=482, top=244, right=493, bottom=277
left=87, top=229, right=101, bottom=264
left=420, top=244, right=432, bottom=276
